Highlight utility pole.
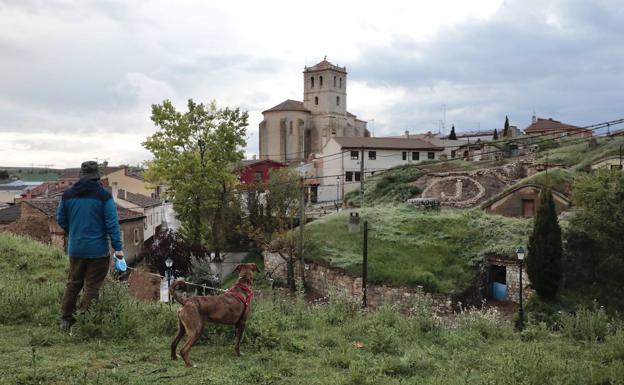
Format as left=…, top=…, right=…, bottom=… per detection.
left=620, top=144, right=622, bottom=169
left=298, top=177, right=306, bottom=287
left=360, top=146, right=365, bottom=207
left=362, top=220, right=368, bottom=308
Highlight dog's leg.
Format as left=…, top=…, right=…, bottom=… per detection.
left=171, top=319, right=186, bottom=360
left=179, top=326, right=201, bottom=368
left=234, top=322, right=245, bottom=357
left=178, top=306, right=202, bottom=368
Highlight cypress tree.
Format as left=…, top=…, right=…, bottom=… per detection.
left=527, top=187, right=562, bottom=300
left=493, top=128, right=499, bottom=140
left=449, top=125, right=457, bottom=140
left=503, top=115, right=510, bottom=137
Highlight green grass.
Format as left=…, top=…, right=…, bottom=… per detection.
left=2, top=232, right=624, bottom=384
left=304, top=205, right=532, bottom=293
left=536, top=136, right=624, bottom=170
left=344, top=164, right=425, bottom=207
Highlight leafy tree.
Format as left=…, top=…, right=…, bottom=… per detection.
left=448, top=125, right=457, bottom=140
left=527, top=187, right=562, bottom=300
left=493, top=128, right=499, bottom=140
left=0, top=170, right=9, bottom=180
left=568, top=170, right=624, bottom=308
left=503, top=115, right=510, bottom=137
left=142, top=230, right=209, bottom=277
left=143, top=99, right=248, bottom=254
left=243, top=168, right=302, bottom=290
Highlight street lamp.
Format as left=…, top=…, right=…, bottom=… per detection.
left=515, top=246, right=526, bottom=331
left=165, top=257, right=173, bottom=303
left=336, top=176, right=341, bottom=212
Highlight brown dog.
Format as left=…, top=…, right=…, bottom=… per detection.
left=170, top=263, right=257, bottom=367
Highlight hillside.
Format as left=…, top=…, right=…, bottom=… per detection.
left=1, top=232, right=623, bottom=384
left=304, top=205, right=532, bottom=293
left=536, top=135, right=624, bottom=170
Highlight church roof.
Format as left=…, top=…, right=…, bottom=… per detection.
left=263, top=99, right=310, bottom=114
left=305, top=59, right=347, bottom=73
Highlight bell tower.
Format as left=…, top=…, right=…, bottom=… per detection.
left=303, top=57, right=347, bottom=116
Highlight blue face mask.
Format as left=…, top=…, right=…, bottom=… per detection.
left=115, top=257, right=127, bottom=272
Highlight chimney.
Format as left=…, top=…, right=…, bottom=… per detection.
left=252, top=154, right=257, bottom=160
left=404, top=130, right=410, bottom=138
left=532, top=114, right=537, bottom=124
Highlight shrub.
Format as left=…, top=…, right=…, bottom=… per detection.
left=559, top=305, right=614, bottom=342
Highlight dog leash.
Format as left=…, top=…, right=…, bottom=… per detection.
left=125, top=266, right=228, bottom=293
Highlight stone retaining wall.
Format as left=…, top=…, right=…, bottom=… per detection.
left=265, top=253, right=454, bottom=314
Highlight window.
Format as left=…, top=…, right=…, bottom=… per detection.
left=402, top=152, right=407, bottom=160
left=133, top=228, right=139, bottom=245
left=412, top=152, right=420, bottom=161
left=336, top=96, right=340, bottom=106
left=144, top=218, right=147, bottom=230
left=319, top=76, right=323, bottom=87
left=428, top=152, right=435, bottom=160
left=314, top=96, right=318, bottom=105
left=310, top=76, right=314, bottom=88
left=368, top=151, right=376, bottom=160
left=331, top=128, right=337, bottom=136
left=451, top=150, right=456, bottom=158
left=334, top=76, right=337, bottom=87
left=289, top=121, right=293, bottom=135
left=149, top=214, right=152, bottom=225
left=255, top=170, right=263, bottom=182
left=350, top=150, right=359, bottom=160
left=354, top=172, right=361, bottom=182
left=345, top=171, right=353, bottom=181
left=340, top=77, right=342, bottom=88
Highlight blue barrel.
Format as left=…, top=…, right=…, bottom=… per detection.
left=492, top=282, right=507, bottom=301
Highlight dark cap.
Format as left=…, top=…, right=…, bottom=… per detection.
left=79, top=161, right=101, bottom=180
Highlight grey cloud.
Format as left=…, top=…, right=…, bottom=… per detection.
left=350, top=0, right=624, bottom=134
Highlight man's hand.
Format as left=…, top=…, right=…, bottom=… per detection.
left=114, top=250, right=124, bottom=260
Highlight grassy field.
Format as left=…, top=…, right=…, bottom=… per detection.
left=304, top=205, right=532, bottom=293
left=1, top=167, right=62, bottom=182
left=536, top=136, right=624, bottom=170
left=1, top=232, right=624, bottom=385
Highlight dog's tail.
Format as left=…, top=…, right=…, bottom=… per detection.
left=169, top=280, right=187, bottom=305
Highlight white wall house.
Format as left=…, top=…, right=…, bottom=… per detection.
left=308, top=137, right=444, bottom=203
left=114, top=190, right=164, bottom=242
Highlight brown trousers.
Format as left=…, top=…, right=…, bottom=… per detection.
left=61, top=256, right=110, bottom=321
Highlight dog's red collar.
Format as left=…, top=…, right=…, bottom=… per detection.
left=226, top=283, right=254, bottom=307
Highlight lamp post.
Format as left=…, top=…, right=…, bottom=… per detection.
left=165, top=257, right=173, bottom=303
left=515, top=246, right=525, bottom=331
left=336, top=176, right=341, bottom=212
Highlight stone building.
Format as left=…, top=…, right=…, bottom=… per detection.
left=259, top=59, right=369, bottom=164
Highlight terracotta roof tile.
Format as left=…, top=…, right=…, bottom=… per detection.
left=525, top=118, right=590, bottom=134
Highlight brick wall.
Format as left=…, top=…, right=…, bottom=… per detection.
left=488, top=257, right=532, bottom=303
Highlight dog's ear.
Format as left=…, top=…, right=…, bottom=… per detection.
left=251, top=263, right=259, bottom=272
left=233, top=264, right=242, bottom=273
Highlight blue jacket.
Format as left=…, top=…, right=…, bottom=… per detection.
left=56, top=179, right=123, bottom=258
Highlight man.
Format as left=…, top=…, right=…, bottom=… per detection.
left=56, top=161, right=125, bottom=329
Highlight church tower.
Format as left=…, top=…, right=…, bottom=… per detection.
left=303, top=58, right=347, bottom=116
left=259, top=58, right=366, bottom=164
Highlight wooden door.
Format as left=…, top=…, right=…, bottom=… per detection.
left=522, top=199, right=535, bottom=217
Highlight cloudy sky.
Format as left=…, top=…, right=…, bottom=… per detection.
left=1, top=0, right=623, bottom=168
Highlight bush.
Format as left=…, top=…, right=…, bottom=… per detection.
left=559, top=305, right=615, bottom=342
